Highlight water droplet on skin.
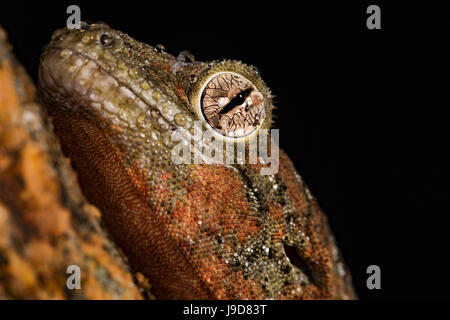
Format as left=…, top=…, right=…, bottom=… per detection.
left=162, top=134, right=173, bottom=147
left=81, top=34, right=92, bottom=44
left=174, top=113, right=187, bottom=127
left=117, top=61, right=127, bottom=70
left=189, top=74, right=197, bottom=83
left=136, top=114, right=147, bottom=129
left=152, top=91, right=162, bottom=101
left=151, top=110, right=160, bottom=118
left=60, top=49, right=71, bottom=58
left=176, top=50, right=195, bottom=63
left=128, top=69, right=138, bottom=78
left=161, top=104, right=170, bottom=116
left=155, top=44, right=165, bottom=53
left=140, top=81, right=151, bottom=90
left=159, top=121, right=169, bottom=132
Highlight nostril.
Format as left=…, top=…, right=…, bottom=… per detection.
left=283, top=243, right=316, bottom=283
left=100, top=33, right=115, bottom=48
left=176, top=50, right=195, bottom=63
left=80, top=21, right=91, bottom=30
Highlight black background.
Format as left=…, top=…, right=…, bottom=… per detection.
left=1, top=1, right=448, bottom=299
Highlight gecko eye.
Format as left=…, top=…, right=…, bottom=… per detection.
left=200, top=73, right=266, bottom=138
left=100, top=33, right=115, bottom=48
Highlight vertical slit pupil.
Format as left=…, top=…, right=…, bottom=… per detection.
left=218, top=88, right=253, bottom=115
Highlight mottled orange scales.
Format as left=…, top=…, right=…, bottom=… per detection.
left=48, top=111, right=215, bottom=299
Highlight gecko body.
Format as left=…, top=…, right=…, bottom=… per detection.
left=38, top=23, right=355, bottom=299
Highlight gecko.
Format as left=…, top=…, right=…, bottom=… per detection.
left=37, top=22, right=356, bottom=299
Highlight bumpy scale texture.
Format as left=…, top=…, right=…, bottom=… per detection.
left=38, top=23, right=356, bottom=299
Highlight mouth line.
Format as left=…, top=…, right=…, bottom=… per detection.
left=43, top=46, right=225, bottom=160
left=46, top=45, right=175, bottom=124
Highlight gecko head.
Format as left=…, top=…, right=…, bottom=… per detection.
left=39, top=22, right=274, bottom=156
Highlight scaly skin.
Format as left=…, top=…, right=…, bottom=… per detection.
left=38, top=23, right=356, bottom=299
